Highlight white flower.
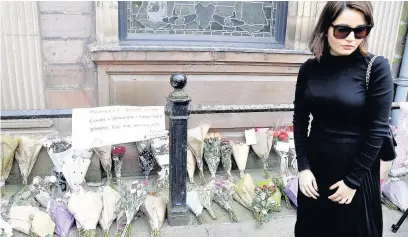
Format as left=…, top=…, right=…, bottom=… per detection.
left=260, top=192, right=266, bottom=201
left=32, top=177, right=41, bottom=185
left=48, top=176, right=57, bottom=183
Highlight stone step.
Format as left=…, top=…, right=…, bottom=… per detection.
left=3, top=171, right=408, bottom=237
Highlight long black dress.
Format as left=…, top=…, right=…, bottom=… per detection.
left=293, top=50, right=393, bottom=237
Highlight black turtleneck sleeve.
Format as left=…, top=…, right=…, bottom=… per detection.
left=293, top=60, right=312, bottom=172
left=343, top=56, right=394, bottom=189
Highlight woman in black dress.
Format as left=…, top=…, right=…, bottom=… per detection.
left=293, top=2, right=393, bottom=237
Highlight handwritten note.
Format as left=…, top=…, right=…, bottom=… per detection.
left=72, top=106, right=165, bottom=149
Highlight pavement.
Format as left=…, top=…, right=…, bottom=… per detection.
left=2, top=170, right=407, bottom=237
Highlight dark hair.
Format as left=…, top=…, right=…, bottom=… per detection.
left=309, top=1, right=374, bottom=59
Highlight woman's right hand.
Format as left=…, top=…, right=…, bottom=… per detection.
left=299, top=169, right=319, bottom=199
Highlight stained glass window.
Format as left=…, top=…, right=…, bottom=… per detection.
left=126, top=1, right=278, bottom=38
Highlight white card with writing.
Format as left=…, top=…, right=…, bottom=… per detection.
left=276, top=142, right=290, bottom=152
left=289, top=140, right=295, bottom=149
left=245, top=129, right=257, bottom=145
left=72, top=106, right=165, bottom=149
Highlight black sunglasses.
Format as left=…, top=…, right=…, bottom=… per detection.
left=331, top=24, right=372, bottom=39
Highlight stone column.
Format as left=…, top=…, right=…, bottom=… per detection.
left=95, top=1, right=119, bottom=45
left=368, top=1, right=405, bottom=68
left=1, top=1, right=46, bottom=110
left=285, top=1, right=326, bottom=50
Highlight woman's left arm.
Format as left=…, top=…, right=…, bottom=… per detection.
left=343, top=56, right=394, bottom=190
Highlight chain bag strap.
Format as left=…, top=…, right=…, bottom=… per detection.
left=366, top=55, right=397, bottom=161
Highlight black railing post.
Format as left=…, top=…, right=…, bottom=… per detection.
left=165, top=73, right=191, bottom=226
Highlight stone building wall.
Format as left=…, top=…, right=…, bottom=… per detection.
left=38, top=1, right=97, bottom=109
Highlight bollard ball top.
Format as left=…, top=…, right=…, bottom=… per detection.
left=170, top=73, right=187, bottom=89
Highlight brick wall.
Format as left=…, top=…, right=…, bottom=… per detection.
left=38, top=1, right=97, bottom=109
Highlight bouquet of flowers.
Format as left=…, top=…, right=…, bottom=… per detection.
left=118, top=180, right=148, bottom=237
left=43, top=136, right=73, bottom=192
left=186, top=190, right=204, bottom=224
left=93, top=146, right=113, bottom=186
left=111, top=145, right=126, bottom=185
left=272, top=176, right=292, bottom=209
left=233, top=173, right=255, bottom=210
left=14, top=136, right=43, bottom=186
left=136, top=140, right=158, bottom=179
left=142, top=194, right=168, bottom=237
left=2, top=177, right=42, bottom=215
left=231, top=142, right=250, bottom=178
left=212, top=179, right=238, bottom=222
left=273, top=130, right=291, bottom=181
left=62, top=148, right=93, bottom=193
left=253, top=185, right=276, bottom=224
left=251, top=128, right=274, bottom=178
left=30, top=176, right=58, bottom=208
left=47, top=199, right=75, bottom=237
left=187, top=123, right=210, bottom=182
left=0, top=216, right=12, bottom=237
left=198, top=181, right=216, bottom=219
left=67, top=188, right=103, bottom=237
left=252, top=181, right=279, bottom=224
left=151, top=134, right=170, bottom=189
left=203, top=133, right=221, bottom=179
left=186, top=148, right=196, bottom=183
left=7, top=206, right=39, bottom=235
left=29, top=209, right=55, bottom=237
left=98, top=185, right=122, bottom=237
left=220, top=140, right=233, bottom=181
left=1, top=135, right=18, bottom=197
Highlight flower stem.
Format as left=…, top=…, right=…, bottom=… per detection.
left=228, top=209, right=239, bottom=223
left=120, top=224, right=132, bottom=237
left=197, top=214, right=204, bottom=224
left=81, top=230, right=96, bottom=237
left=151, top=229, right=160, bottom=237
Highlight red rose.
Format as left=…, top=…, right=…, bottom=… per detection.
left=279, top=132, right=289, bottom=141
left=112, top=145, right=126, bottom=155
left=273, top=131, right=280, bottom=137
left=263, top=185, right=267, bottom=189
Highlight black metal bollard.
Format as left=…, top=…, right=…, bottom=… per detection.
left=165, top=73, right=191, bottom=226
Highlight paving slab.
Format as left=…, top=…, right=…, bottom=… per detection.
left=2, top=171, right=407, bottom=237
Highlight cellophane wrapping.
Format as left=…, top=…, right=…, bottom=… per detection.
left=1, top=135, right=18, bottom=197
left=67, top=189, right=103, bottom=237
left=186, top=190, right=204, bottom=224
left=231, top=142, right=249, bottom=178
left=142, top=195, right=168, bottom=237
left=98, top=185, right=122, bottom=237
left=187, top=123, right=210, bottom=182
left=212, top=179, right=238, bottom=222
left=233, top=174, right=255, bottom=211
left=15, top=136, right=43, bottom=185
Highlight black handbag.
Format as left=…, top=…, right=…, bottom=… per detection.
left=366, top=55, right=397, bottom=161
